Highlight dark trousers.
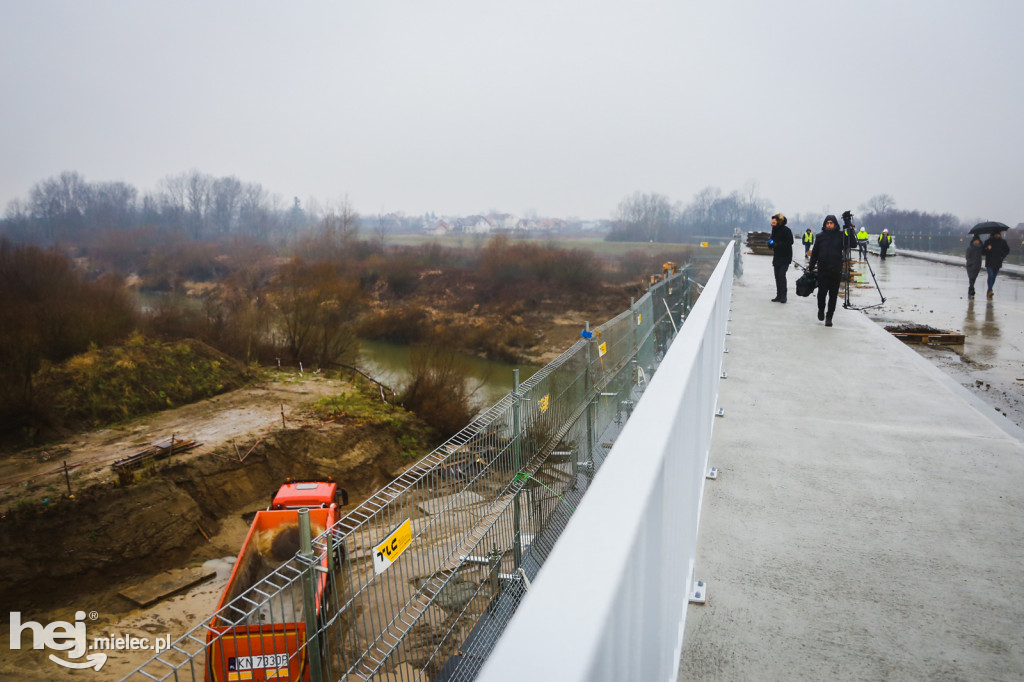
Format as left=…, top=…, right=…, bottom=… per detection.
left=773, top=262, right=788, bottom=301
left=879, top=245, right=888, bottom=260
left=817, top=269, right=842, bottom=317
left=987, top=267, right=1000, bottom=291
left=858, top=243, right=867, bottom=259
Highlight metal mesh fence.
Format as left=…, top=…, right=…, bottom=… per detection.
left=124, top=266, right=699, bottom=682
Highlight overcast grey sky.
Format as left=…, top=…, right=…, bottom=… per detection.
left=2, top=0, right=1022, bottom=224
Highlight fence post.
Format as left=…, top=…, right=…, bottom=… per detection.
left=298, top=509, right=324, bottom=682
left=488, top=546, right=503, bottom=613
left=584, top=322, right=594, bottom=465
left=630, top=297, right=639, bottom=387
left=733, top=228, right=744, bottom=279
left=512, top=369, right=523, bottom=569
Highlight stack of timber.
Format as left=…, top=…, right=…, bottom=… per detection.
left=112, top=437, right=199, bottom=484
left=885, top=324, right=965, bottom=346
left=746, top=231, right=773, bottom=255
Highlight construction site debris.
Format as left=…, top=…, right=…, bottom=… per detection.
left=119, top=567, right=217, bottom=608
left=112, top=437, right=200, bottom=484
left=885, top=324, right=965, bottom=345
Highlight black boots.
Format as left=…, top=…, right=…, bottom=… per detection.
left=817, top=308, right=825, bottom=321
left=825, top=316, right=833, bottom=327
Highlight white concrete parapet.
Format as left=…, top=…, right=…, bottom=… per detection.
left=480, top=242, right=734, bottom=682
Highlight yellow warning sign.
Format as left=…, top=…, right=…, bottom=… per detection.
left=374, top=519, right=412, bottom=575
left=598, top=342, right=607, bottom=357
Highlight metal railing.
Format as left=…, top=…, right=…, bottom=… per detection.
left=124, top=256, right=714, bottom=682
left=479, top=241, right=735, bottom=682
left=874, top=232, right=1023, bottom=266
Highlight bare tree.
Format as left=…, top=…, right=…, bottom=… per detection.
left=373, top=212, right=389, bottom=249
left=272, top=258, right=363, bottom=367
left=614, top=192, right=674, bottom=242
left=689, top=186, right=722, bottom=229
left=85, top=181, right=137, bottom=231
left=28, top=171, right=90, bottom=238
left=185, top=170, right=212, bottom=239
left=210, top=176, right=243, bottom=235
left=861, top=194, right=896, bottom=215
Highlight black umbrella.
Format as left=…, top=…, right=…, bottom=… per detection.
left=969, top=221, right=1010, bottom=235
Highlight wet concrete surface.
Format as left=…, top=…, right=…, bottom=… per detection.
left=841, top=254, right=1024, bottom=429
left=679, top=252, right=1024, bottom=681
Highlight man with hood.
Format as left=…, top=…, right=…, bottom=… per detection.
left=769, top=213, right=794, bottom=303
left=808, top=214, right=847, bottom=327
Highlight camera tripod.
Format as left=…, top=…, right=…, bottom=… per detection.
left=841, top=229, right=886, bottom=311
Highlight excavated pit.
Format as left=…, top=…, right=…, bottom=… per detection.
left=0, top=421, right=418, bottom=613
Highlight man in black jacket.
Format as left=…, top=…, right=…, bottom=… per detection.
left=983, top=231, right=1011, bottom=298
left=808, top=214, right=848, bottom=327
left=769, top=213, right=794, bottom=303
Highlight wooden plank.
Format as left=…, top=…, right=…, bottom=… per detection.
left=119, top=566, right=216, bottom=607
left=891, top=332, right=965, bottom=345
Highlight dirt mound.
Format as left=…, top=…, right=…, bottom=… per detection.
left=5, top=335, right=252, bottom=451
left=884, top=323, right=948, bottom=334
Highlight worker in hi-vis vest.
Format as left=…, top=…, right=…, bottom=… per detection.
left=856, top=227, right=869, bottom=260
left=802, top=228, right=814, bottom=259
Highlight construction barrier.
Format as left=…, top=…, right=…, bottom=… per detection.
left=124, top=251, right=722, bottom=682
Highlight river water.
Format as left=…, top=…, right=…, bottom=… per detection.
left=357, top=340, right=541, bottom=411
left=849, top=254, right=1024, bottom=428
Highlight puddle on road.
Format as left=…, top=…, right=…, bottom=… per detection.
left=857, top=255, right=1024, bottom=429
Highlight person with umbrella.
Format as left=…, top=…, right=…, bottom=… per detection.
left=965, top=234, right=983, bottom=298
left=983, top=232, right=1011, bottom=298
left=972, top=222, right=1012, bottom=298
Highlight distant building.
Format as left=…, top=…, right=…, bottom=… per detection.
left=456, top=215, right=495, bottom=234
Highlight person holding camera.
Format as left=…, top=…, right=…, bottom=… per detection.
left=769, top=213, right=794, bottom=303
left=808, top=214, right=847, bottom=327
left=842, top=211, right=858, bottom=253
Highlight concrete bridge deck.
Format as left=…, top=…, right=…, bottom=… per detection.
left=679, top=252, right=1024, bottom=681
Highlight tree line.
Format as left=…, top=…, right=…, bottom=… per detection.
left=6, top=171, right=1010, bottom=247
left=606, top=189, right=1015, bottom=242
left=607, top=185, right=774, bottom=242
left=2, top=170, right=346, bottom=245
